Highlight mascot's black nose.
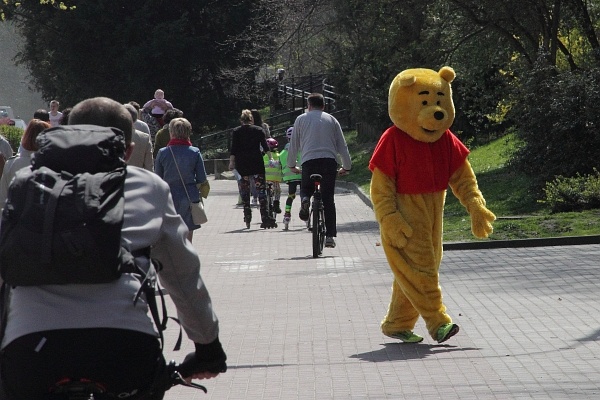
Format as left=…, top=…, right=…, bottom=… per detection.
left=434, top=111, right=444, bottom=120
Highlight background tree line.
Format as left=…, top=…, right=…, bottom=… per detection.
left=2, top=0, right=600, bottom=192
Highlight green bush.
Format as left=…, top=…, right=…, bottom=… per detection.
left=507, top=64, right=600, bottom=191
left=0, top=125, right=24, bottom=155
left=543, top=169, right=600, bottom=212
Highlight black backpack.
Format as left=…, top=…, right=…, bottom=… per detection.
left=0, top=125, right=136, bottom=285
left=0, top=125, right=177, bottom=348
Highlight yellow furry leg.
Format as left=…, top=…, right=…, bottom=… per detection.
left=381, top=241, right=452, bottom=340
left=381, top=279, right=419, bottom=335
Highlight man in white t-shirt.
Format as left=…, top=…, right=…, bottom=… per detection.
left=48, top=99, right=63, bottom=127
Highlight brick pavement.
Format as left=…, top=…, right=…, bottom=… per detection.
left=163, top=178, right=600, bottom=399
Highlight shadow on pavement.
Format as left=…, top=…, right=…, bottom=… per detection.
left=350, top=343, right=481, bottom=362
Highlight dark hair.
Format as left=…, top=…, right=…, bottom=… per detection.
left=250, top=109, right=263, bottom=126
left=22, top=119, right=51, bottom=151
left=59, top=107, right=72, bottom=125
left=33, top=109, right=50, bottom=122
left=162, top=108, right=184, bottom=125
left=68, top=97, right=133, bottom=144
left=128, top=101, right=141, bottom=112
left=307, top=93, right=324, bottom=109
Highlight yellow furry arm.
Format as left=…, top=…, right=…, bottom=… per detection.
left=449, top=160, right=496, bottom=238
left=370, top=168, right=413, bottom=248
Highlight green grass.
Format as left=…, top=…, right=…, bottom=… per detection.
left=341, top=130, right=600, bottom=242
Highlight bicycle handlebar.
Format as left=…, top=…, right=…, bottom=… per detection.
left=166, top=352, right=227, bottom=393
left=48, top=352, right=223, bottom=398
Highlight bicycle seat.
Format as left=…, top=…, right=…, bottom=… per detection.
left=310, top=174, right=323, bottom=181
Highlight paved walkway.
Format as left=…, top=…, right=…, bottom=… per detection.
left=163, top=178, right=600, bottom=399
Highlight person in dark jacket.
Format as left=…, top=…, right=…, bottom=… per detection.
left=229, top=109, right=275, bottom=229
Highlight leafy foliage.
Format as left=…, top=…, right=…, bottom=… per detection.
left=326, top=0, right=437, bottom=130
left=0, top=125, right=23, bottom=152
left=5, top=0, right=283, bottom=130
left=507, top=64, right=600, bottom=189
left=543, top=169, right=600, bottom=212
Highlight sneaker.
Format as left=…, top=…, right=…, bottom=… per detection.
left=251, top=197, right=258, bottom=206
left=385, top=331, right=424, bottom=343
left=299, top=199, right=310, bottom=221
left=283, top=212, right=291, bottom=223
left=436, top=323, right=459, bottom=343
left=325, top=236, right=336, bottom=248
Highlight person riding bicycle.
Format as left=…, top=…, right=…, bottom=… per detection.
left=263, top=137, right=283, bottom=214
left=0, top=97, right=227, bottom=399
left=279, top=127, right=302, bottom=227
left=286, top=93, right=352, bottom=248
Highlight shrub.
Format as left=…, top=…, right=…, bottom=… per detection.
left=507, top=64, right=600, bottom=191
left=543, top=169, right=600, bottom=212
left=0, top=125, right=24, bottom=154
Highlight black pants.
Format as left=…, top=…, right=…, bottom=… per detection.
left=0, top=328, right=165, bottom=399
left=300, top=158, right=338, bottom=237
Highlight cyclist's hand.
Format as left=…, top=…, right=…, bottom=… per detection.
left=179, top=353, right=225, bottom=382
left=338, top=167, right=350, bottom=176
left=291, top=166, right=301, bottom=174
left=186, top=371, right=220, bottom=382
left=380, top=213, right=413, bottom=249
left=191, top=338, right=227, bottom=375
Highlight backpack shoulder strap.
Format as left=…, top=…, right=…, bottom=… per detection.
left=40, top=171, right=71, bottom=264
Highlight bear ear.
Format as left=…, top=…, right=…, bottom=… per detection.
left=439, top=66, right=456, bottom=83
left=398, top=72, right=417, bottom=87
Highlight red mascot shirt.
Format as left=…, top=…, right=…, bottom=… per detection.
left=369, top=126, right=470, bottom=194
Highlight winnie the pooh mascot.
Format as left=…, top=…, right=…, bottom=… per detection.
left=369, top=67, right=496, bottom=343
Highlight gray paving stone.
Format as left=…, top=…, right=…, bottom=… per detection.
left=163, top=178, right=600, bottom=399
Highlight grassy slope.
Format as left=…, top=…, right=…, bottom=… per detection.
left=340, top=131, right=600, bottom=242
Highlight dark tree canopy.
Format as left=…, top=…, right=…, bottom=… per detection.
left=4, top=0, right=600, bottom=189
left=7, top=0, right=283, bottom=129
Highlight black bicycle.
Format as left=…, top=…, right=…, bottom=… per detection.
left=46, top=353, right=219, bottom=399
left=307, top=174, right=325, bottom=258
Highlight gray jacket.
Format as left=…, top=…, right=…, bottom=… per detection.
left=287, top=110, right=351, bottom=170
left=1, top=166, right=219, bottom=348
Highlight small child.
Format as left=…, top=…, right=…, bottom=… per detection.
left=48, top=100, right=63, bottom=127
left=279, top=127, right=302, bottom=228
left=143, top=89, right=174, bottom=119
left=263, top=137, right=282, bottom=214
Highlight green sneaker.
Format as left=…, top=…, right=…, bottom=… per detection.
left=436, top=323, right=459, bottom=343
left=385, top=330, right=424, bottom=343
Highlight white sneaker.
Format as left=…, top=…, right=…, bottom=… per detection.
left=325, top=237, right=336, bottom=248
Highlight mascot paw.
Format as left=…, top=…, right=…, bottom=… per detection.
left=470, top=206, right=496, bottom=238
left=381, top=213, right=413, bottom=249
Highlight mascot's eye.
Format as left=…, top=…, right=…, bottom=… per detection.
left=422, top=101, right=428, bottom=105
left=436, top=101, right=441, bottom=105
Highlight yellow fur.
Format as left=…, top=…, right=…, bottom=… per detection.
left=372, top=67, right=496, bottom=340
